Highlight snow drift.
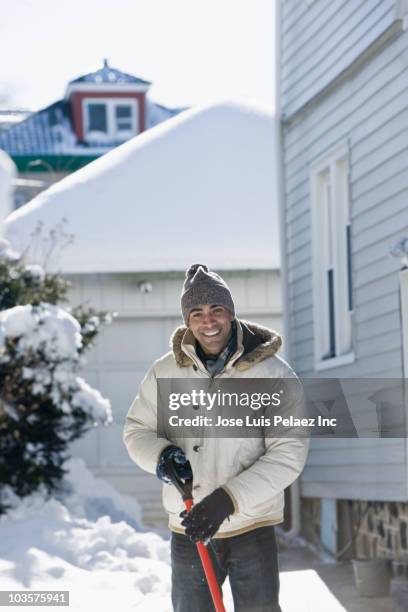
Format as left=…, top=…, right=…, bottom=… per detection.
left=0, top=458, right=172, bottom=611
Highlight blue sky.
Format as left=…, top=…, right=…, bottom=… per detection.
left=0, top=0, right=276, bottom=112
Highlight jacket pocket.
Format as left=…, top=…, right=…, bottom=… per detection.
left=240, top=491, right=284, bottom=520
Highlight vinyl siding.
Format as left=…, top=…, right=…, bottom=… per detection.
left=280, top=1, right=408, bottom=500
left=281, top=0, right=397, bottom=116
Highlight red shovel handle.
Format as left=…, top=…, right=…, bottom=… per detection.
left=163, top=457, right=225, bottom=611
left=184, top=498, right=226, bottom=612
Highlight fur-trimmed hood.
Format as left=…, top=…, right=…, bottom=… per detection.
left=170, top=319, right=282, bottom=372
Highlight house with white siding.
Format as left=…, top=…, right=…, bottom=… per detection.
left=277, top=0, right=408, bottom=558
left=4, top=100, right=282, bottom=527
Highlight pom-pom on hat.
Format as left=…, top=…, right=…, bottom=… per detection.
left=181, top=264, right=235, bottom=325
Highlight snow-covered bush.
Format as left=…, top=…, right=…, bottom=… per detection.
left=0, top=240, right=113, bottom=513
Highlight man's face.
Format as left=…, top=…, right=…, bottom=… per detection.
left=188, top=304, right=234, bottom=356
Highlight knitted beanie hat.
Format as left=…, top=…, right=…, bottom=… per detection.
left=181, top=264, right=235, bottom=325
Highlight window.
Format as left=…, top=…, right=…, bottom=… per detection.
left=83, top=98, right=139, bottom=143
left=115, top=105, right=132, bottom=131
left=88, top=103, right=108, bottom=133
left=310, top=143, right=354, bottom=370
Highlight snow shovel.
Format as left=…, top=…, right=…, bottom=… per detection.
left=165, top=456, right=226, bottom=612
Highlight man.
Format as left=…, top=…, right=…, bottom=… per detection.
left=123, top=264, right=309, bottom=612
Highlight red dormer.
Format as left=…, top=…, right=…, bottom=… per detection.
left=65, top=59, right=151, bottom=145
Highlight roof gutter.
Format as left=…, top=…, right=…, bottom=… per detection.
left=275, top=0, right=291, bottom=364
left=274, top=0, right=302, bottom=541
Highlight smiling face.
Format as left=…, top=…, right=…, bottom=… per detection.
left=188, top=304, right=234, bottom=356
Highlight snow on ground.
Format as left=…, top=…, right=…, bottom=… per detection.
left=0, top=458, right=173, bottom=611
left=0, top=457, right=237, bottom=611
left=280, top=571, right=346, bottom=612
left=0, top=458, right=347, bottom=611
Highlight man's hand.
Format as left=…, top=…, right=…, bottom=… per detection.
left=180, top=488, right=234, bottom=542
left=156, top=445, right=192, bottom=484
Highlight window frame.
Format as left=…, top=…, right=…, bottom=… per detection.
left=83, top=97, right=139, bottom=142
left=310, top=141, right=355, bottom=371
left=401, top=269, right=408, bottom=378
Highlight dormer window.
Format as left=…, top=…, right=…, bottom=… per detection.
left=83, top=98, right=139, bottom=144
left=88, top=103, right=107, bottom=133
left=116, top=105, right=133, bottom=130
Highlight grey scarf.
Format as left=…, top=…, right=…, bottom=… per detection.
left=196, top=320, right=237, bottom=377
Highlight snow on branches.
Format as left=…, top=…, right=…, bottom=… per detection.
left=0, top=302, right=112, bottom=424
left=0, top=240, right=113, bottom=513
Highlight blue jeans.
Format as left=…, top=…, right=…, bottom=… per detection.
left=171, top=526, right=282, bottom=612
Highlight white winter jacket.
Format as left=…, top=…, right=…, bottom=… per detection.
left=123, top=319, right=309, bottom=537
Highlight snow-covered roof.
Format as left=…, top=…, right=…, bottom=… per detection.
left=69, top=59, right=151, bottom=86
left=0, top=99, right=184, bottom=156
left=4, top=100, right=280, bottom=274
left=0, top=109, right=31, bottom=132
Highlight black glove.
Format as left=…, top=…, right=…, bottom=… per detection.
left=156, top=445, right=192, bottom=484
left=180, top=488, right=234, bottom=542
